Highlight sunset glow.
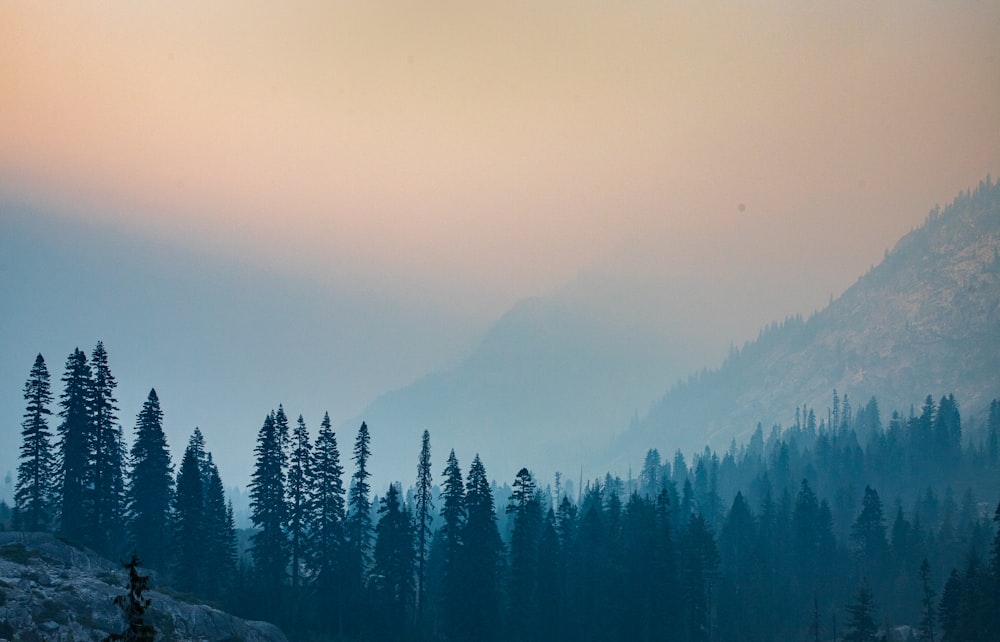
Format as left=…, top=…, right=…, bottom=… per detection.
left=3, top=1, right=998, bottom=317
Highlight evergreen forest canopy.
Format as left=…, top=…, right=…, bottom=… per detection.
left=9, top=342, right=1000, bottom=641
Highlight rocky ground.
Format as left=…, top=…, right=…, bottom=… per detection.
left=0, top=532, right=286, bottom=642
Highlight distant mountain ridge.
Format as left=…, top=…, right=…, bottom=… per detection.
left=616, top=177, right=1000, bottom=467
left=347, top=262, right=803, bottom=485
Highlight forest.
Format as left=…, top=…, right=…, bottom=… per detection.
left=9, top=343, right=1000, bottom=641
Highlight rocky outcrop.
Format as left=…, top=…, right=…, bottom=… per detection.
left=0, top=532, right=286, bottom=642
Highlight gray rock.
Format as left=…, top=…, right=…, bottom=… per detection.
left=0, top=532, right=287, bottom=642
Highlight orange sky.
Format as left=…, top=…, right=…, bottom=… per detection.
left=2, top=1, right=999, bottom=320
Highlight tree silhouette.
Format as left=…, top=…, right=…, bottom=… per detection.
left=844, top=579, right=878, bottom=642
left=104, top=554, right=156, bottom=642
left=415, top=429, right=434, bottom=626
left=127, top=389, right=173, bottom=572
left=57, top=347, right=93, bottom=544
left=249, top=411, right=288, bottom=593
left=15, top=354, right=55, bottom=531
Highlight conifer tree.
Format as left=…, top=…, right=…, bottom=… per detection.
left=988, top=399, right=999, bottom=465
left=439, top=449, right=465, bottom=641
left=844, top=579, right=878, bottom=642
left=346, top=422, right=373, bottom=573
left=58, top=347, right=93, bottom=544
left=371, top=483, right=415, bottom=639
left=127, top=389, right=173, bottom=572
left=343, top=421, right=373, bottom=631
left=506, top=467, right=541, bottom=640
left=202, top=453, right=237, bottom=603
left=415, top=430, right=433, bottom=624
left=458, top=455, right=504, bottom=642
left=851, top=486, right=888, bottom=582
left=653, top=487, right=678, bottom=635
left=173, top=432, right=205, bottom=595
left=682, top=512, right=719, bottom=642
left=308, top=412, right=346, bottom=633
left=534, top=506, right=561, bottom=642
left=287, top=415, right=313, bottom=592
left=620, top=491, right=657, bottom=642
left=15, top=354, right=56, bottom=531
left=249, top=411, right=289, bottom=591
left=639, top=448, right=662, bottom=498
left=918, top=558, right=936, bottom=642
left=90, top=341, right=124, bottom=556
left=104, top=554, right=156, bottom=642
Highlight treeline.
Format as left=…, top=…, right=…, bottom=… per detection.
left=12, top=345, right=237, bottom=604
left=11, top=346, right=1000, bottom=641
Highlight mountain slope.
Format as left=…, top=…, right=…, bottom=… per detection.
left=348, top=262, right=806, bottom=485
left=617, top=178, right=1000, bottom=466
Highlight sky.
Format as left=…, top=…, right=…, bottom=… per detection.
left=2, top=1, right=999, bottom=492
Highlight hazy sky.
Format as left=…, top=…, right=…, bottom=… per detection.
left=4, top=1, right=998, bottom=318
left=2, top=2, right=999, bottom=493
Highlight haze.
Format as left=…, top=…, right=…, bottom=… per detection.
left=2, top=1, right=998, bottom=491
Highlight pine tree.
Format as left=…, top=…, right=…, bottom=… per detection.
left=371, top=483, right=415, bottom=640
left=104, top=554, right=156, bottom=642
left=639, top=448, right=663, bottom=498
left=173, top=432, right=205, bottom=595
left=988, top=399, right=999, bottom=465
left=918, top=558, right=936, bottom=642
left=202, top=453, right=237, bottom=603
left=534, top=505, right=562, bottom=642
left=344, top=421, right=373, bottom=631
left=90, top=341, right=124, bottom=557
left=249, top=411, right=289, bottom=591
left=506, top=467, right=541, bottom=640
left=682, top=512, right=719, bottom=642
left=851, top=486, right=888, bottom=582
left=844, top=578, right=878, bottom=642
left=937, top=569, right=961, bottom=641
left=15, top=354, right=56, bottom=531
left=308, top=412, right=346, bottom=634
left=57, top=348, right=93, bottom=544
left=653, top=487, right=679, bottom=636
left=458, top=454, right=504, bottom=642
left=620, top=491, right=657, bottom=642
left=793, top=479, right=823, bottom=591
left=415, top=430, right=434, bottom=626
left=127, top=389, right=173, bottom=572
left=439, top=449, right=465, bottom=642
left=346, top=422, right=373, bottom=573
left=287, top=415, right=313, bottom=593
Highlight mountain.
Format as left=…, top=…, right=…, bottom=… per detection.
left=0, top=532, right=286, bottom=641
left=616, top=177, right=1000, bottom=467
left=349, top=258, right=814, bottom=487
